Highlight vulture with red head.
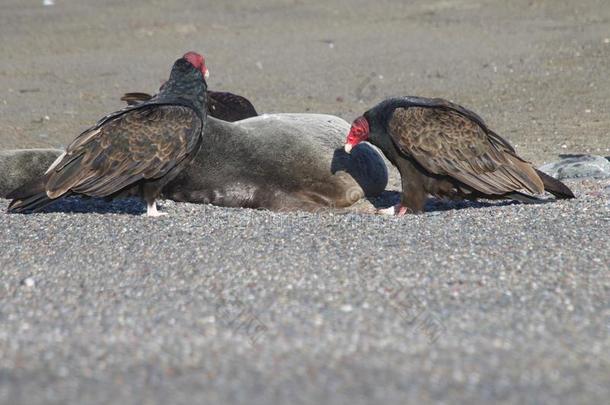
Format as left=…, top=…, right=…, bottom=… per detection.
left=7, top=52, right=209, bottom=216
left=344, top=97, right=574, bottom=215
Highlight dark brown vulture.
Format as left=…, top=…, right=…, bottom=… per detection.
left=344, top=97, right=574, bottom=215
left=7, top=51, right=209, bottom=216
left=121, top=90, right=257, bottom=122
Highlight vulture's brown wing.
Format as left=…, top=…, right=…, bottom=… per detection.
left=401, top=97, right=518, bottom=153
left=387, top=107, right=544, bottom=195
left=208, top=91, right=258, bottom=121
left=45, top=105, right=201, bottom=198
left=121, top=91, right=257, bottom=121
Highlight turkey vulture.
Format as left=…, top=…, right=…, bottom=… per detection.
left=344, top=97, right=575, bottom=215
left=121, top=90, right=257, bottom=122
left=7, top=51, right=209, bottom=216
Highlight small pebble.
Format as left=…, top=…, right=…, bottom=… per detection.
left=21, top=277, right=36, bottom=288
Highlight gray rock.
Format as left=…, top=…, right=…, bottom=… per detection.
left=538, top=154, right=610, bottom=180
left=0, top=148, right=63, bottom=197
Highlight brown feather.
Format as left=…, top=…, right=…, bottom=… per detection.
left=207, top=91, right=257, bottom=121
left=120, top=92, right=153, bottom=105
left=122, top=90, right=257, bottom=122
left=45, top=105, right=201, bottom=199
left=388, top=107, right=544, bottom=196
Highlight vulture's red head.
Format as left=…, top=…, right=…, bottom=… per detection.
left=344, top=116, right=370, bottom=153
left=183, top=51, right=210, bottom=80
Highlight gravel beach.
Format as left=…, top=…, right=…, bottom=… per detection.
left=0, top=180, right=609, bottom=405
left=1, top=0, right=609, bottom=404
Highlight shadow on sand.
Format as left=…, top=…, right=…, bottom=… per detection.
left=367, top=190, right=531, bottom=213
left=6, top=191, right=541, bottom=216
left=18, top=197, right=147, bottom=215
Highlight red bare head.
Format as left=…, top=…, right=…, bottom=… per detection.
left=183, top=51, right=210, bottom=80
left=344, top=116, right=370, bottom=153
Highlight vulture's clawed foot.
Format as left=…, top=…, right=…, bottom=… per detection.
left=146, top=201, right=167, bottom=217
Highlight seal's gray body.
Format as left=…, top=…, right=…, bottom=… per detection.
left=0, top=149, right=61, bottom=199
left=1, top=114, right=388, bottom=212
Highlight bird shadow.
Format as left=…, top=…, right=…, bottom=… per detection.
left=366, top=191, right=524, bottom=213
left=32, top=196, right=146, bottom=215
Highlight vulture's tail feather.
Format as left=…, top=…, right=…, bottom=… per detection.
left=6, top=178, right=55, bottom=213
left=120, top=92, right=153, bottom=105
left=535, top=169, right=575, bottom=199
